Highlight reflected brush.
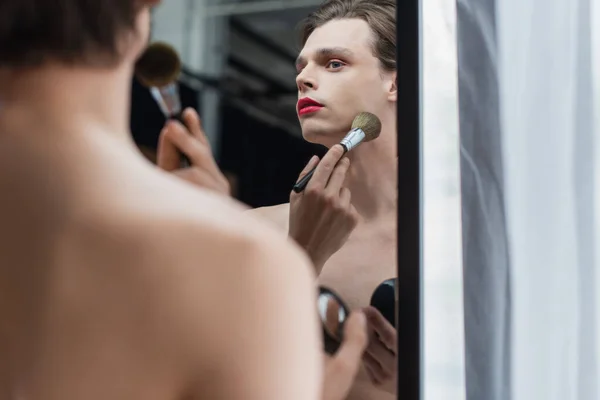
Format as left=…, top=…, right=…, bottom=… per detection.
left=135, top=41, right=182, bottom=118
left=135, top=42, right=189, bottom=166
left=293, top=112, right=382, bottom=193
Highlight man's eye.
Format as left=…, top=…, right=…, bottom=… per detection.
left=327, top=60, right=345, bottom=69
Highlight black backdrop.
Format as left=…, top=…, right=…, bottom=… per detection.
left=130, top=79, right=325, bottom=208
left=219, top=103, right=325, bottom=207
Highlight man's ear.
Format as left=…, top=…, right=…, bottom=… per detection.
left=388, top=72, right=397, bottom=102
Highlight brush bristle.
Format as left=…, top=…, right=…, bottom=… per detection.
left=135, top=42, right=181, bottom=88
left=351, top=112, right=382, bottom=142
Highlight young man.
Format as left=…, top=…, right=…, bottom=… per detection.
left=160, top=1, right=398, bottom=399
left=259, top=2, right=399, bottom=398
left=0, top=1, right=367, bottom=399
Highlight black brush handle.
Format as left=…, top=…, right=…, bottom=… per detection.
left=293, top=165, right=317, bottom=193
left=292, top=144, right=349, bottom=193
left=172, top=111, right=191, bottom=168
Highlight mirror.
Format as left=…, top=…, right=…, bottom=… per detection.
left=134, top=1, right=399, bottom=399
left=318, top=286, right=349, bottom=355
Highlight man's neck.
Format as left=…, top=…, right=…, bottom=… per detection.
left=345, top=124, right=397, bottom=222
left=0, top=63, right=134, bottom=144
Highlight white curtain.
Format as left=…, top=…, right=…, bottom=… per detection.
left=458, top=0, right=599, bottom=398
left=422, top=0, right=466, bottom=398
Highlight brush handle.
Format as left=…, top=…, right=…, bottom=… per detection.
left=292, top=144, right=349, bottom=193
left=172, top=112, right=192, bottom=168
left=293, top=166, right=316, bottom=193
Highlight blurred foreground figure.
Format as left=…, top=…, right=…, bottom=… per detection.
left=0, top=1, right=326, bottom=399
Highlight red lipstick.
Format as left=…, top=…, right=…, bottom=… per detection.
left=297, top=97, right=324, bottom=116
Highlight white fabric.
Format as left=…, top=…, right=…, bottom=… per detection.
left=457, top=0, right=511, bottom=397
left=497, top=0, right=599, bottom=398
left=422, top=0, right=466, bottom=398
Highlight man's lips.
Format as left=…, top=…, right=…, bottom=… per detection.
left=297, top=98, right=324, bottom=115
left=298, top=106, right=323, bottom=116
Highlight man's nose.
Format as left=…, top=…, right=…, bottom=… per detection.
left=296, top=69, right=318, bottom=92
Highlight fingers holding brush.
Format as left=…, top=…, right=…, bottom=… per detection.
left=178, top=109, right=222, bottom=174
left=292, top=112, right=382, bottom=193
left=157, top=108, right=230, bottom=196
left=180, top=108, right=210, bottom=147
left=297, top=155, right=321, bottom=182
left=288, top=147, right=359, bottom=274
left=158, top=118, right=204, bottom=170
left=324, top=157, right=351, bottom=197
left=306, top=144, right=346, bottom=191
left=157, top=120, right=183, bottom=172
left=293, top=144, right=346, bottom=193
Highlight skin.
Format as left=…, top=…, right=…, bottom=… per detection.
left=0, top=2, right=326, bottom=400
left=251, top=18, right=399, bottom=399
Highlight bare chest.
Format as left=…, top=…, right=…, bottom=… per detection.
left=317, top=229, right=397, bottom=312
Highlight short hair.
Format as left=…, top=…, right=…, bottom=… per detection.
left=0, top=0, right=140, bottom=68
left=299, top=0, right=396, bottom=72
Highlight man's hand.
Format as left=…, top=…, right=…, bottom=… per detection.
left=289, top=145, right=360, bottom=274
left=362, top=306, right=397, bottom=393
left=322, top=311, right=368, bottom=400
left=157, top=108, right=230, bottom=196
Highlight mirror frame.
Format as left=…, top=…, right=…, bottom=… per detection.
left=396, top=0, right=423, bottom=398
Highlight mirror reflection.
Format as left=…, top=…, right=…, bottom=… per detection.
left=133, top=1, right=399, bottom=399
left=319, top=286, right=349, bottom=354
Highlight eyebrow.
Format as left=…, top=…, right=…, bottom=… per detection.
left=295, top=47, right=355, bottom=68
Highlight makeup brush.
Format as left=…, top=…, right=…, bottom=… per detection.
left=135, top=41, right=183, bottom=118
left=135, top=42, right=190, bottom=167
left=293, top=112, right=382, bottom=193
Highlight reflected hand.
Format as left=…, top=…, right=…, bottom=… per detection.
left=289, top=145, right=360, bottom=274
left=157, top=108, right=230, bottom=196
left=362, top=306, right=397, bottom=393
left=322, top=311, right=368, bottom=400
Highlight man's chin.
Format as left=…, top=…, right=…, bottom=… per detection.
left=301, top=131, right=341, bottom=148
left=300, top=123, right=347, bottom=147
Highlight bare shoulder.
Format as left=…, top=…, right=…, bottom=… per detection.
left=127, top=199, right=320, bottom=400
left=66, top=177, right=320, bottom=400
left=73, top=178, right=312, bottom=302
left=246, top=203, right=290, bottom=233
